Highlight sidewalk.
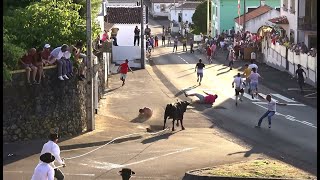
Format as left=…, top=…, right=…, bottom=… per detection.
left=212, top=50, right=317, bottom=108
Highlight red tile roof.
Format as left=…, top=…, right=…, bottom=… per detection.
left=234, top=5, right=273, bottom=25
left=105, top=7, right=142, bottom=24
left=268, top=16, right=289, bottom=24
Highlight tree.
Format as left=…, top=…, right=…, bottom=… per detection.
left=191, top=1, right=211, bottom=34
left=4, top=0, right=100, bottom=50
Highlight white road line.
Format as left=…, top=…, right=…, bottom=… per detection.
left=288, top=88, right=314, bottom=91
left=304, top=92, right=317, bottom=97
left=272, top=94, right=296, bottom=103
left=178, top=56, right=189, bottom=64
left=253, top=102, right=306, bottom=106
left=3, top=171, right=95, bottom=176
left=123, top=147, right=196, bottom=167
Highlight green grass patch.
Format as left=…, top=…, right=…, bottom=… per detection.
left=193, top=159, right=316, bottom=179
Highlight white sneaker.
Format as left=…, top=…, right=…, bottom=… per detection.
left=58, top=76, right=64, bottom=81
left=63, top=75, right=69, bottom=80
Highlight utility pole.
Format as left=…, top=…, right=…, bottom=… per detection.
left=243, top=0, right=246, bottom=32
left=207, top=0, right=210, bottom=35
left=140, top=0, right=145, bottom=69
left=86, top=0, right=95, bottom=131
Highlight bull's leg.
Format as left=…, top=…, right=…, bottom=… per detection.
left=163, top=117, right=167, bottom=130
left=181, top=119, right=185, bottom=130
left=172, top=119, right=175, bottom=131
left=176, top=120, right=179, bottom=127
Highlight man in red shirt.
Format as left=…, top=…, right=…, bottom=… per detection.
left=117, top=59, right=133, bottom=86
left=20, top=48, right=38, bottom=85
left=184, top=91, right=218, bottom=105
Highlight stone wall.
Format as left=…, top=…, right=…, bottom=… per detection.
left=3, top=56, right=107, bottom=142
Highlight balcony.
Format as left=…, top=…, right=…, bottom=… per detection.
left=298, top=16, right=317, bottom=31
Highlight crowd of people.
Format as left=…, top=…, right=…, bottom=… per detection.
left=20, top=41, right=89, bottom=85
left=268, top=32, right=317, bottom=57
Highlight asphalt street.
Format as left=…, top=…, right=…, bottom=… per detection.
left=146, top=18, right=317, bottom=175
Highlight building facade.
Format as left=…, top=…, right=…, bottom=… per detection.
left=219, top=0, right=280, bottom=33
left=169, top=2, right=200, bottom=23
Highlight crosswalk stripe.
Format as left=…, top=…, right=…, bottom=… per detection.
left=272, top=94, right=296, bottom=103
left=242, top=93, right=260, bottom=101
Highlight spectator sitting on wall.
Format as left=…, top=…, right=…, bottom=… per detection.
left=101, top=30, right=109, bottom=43
left=74, top=41, right=88, bottom=81
left=33, top=48, right=45, bottom=84
left=47, top=44, right=69, bottom=81
left=63, top=46, right=74, bottom=78
left=20, top=48, right=38, bottom=85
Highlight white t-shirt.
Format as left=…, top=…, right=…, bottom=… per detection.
left=31, top=162, right=54, bottom=180
left=267, top=100, right=276, bottom=111
left=249, top=63, right=258, bottom=71
left=249, top=72, right=261, bottom=83
left=50, top=47, right=64, bottom=60
left=233, top=77, right=243, bottom=89
left=251, top=52, right=256, bottom=59
left=63, top=51, right=71, bottom=59
left=40, top=141, right=64, bottom=168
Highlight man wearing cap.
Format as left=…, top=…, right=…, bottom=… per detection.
left=42, top=44, right=51, bottom=66
left=47, top=44, right=69, bottom=81
left=31, top=153, right=55, bottom=180
left=40, top=130, right=66, bottom=180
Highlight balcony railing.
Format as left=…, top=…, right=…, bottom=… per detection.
left=298, top=16, right=317, bottom=31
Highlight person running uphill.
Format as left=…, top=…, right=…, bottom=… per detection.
left=249, top=68, right=263, bottom=99
left=295, top=64, right=307, bottom=94
left=255, top=94, right=286, bottom=129
left=206, top=45, right=212, bottom=64
left=173, top=36, right=178, bottom=52
left=232, top=73, right=244, bottom=106
left=195, top=59, right=205, bottom=85
left=118, top=59, right=133, bottom=86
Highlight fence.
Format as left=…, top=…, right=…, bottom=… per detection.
left=262, top=39, right=317, bottom=87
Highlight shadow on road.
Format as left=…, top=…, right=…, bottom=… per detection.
left=141, top=130, right=181, bottom=144
left=130, top=114, right=150, bottom=123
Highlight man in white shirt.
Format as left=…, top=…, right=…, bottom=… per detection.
left=248, top=60, right=258, bottom=72
left=31, top=153, right=55, bottom=180
left=255, top=94, right=286, bottom=128
left=40, top=131, right=66, bottom=180
left=232, top=73, right=244, bottom=106
left=47, top=44, right=69, bottom=81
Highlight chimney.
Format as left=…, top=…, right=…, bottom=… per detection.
left=260, top=0, right=266, bottom=6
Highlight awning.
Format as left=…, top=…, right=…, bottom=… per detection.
left=268, top=16, right=289, bottom=24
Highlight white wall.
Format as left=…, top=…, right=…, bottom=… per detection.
left=170, top=9, right=195, bottom=23
left=152, top=3, right=174, bottom=17
left=245, top=9, right=280, bottom=33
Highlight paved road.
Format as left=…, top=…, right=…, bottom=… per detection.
left=146, top=18, right=317, bottom=175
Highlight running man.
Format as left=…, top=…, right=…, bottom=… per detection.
left=227, top=48, right=235, bottom=70
left=31, top=153, right=55, bottom=180
left=295, top=64, right=307, bottom=94
left=248, top=60, right=258, bottom=72
left=195, top=59, right=205, bottom=85
left=249, top=68, right=263, bottom=99
left=232, top=73, right=244, bottom=106
left=117, top=59, right=133, bottom=86
left=184, top=91, right=218, bottom=105
left=255, top=94, right=286, bottom=129
left=243, top=64, right=251, bottom=93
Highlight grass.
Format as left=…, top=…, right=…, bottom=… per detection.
left=192, top=159, right=316, bottom=179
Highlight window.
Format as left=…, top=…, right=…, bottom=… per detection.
left=289, top=0, right=295, bottom=14
left=283, top=0, right=288, bottom=11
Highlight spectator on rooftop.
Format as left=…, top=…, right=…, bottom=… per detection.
left=20, top=48, right=38, bottom=85
left=47, top=44, right=69, bottom=81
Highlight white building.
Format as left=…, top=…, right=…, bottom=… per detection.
left=149, top=0, right=184, bottom=18
left=234, top=5, right=280, bottom=33
left=168, top=1, right=201, bottom=23
left=271, top=0, right=317, bottom=48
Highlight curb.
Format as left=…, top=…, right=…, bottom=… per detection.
left=184, top=170, right=297, bottom=180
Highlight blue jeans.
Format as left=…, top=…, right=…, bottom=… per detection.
left=65, top=59, right=73, bottom=74
left=258, top=111, right=275, bottom=126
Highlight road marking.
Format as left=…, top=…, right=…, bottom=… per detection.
left=272, top=94, right=296, bottom=103
left=85, top=147, right=196, bottom=170
left=3, top=171, right=95, bottom=176
left=253, top=102, right=306, bottom=106
left=178, top=56, right=189, bottom=64
left=123, top=147, right=196, bottom=166
left=242, top=93, right=260, bottom=101
left=288, top=88, right=315, bottom=91
left=304, top=92, right=317, bottom=97
left=252, top=102, right=316, bottom=128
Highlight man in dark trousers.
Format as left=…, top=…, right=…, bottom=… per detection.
left=189, top=38, right=194, bottom=53
left=295, top=64, right=307, bottom=93
left=119, top=168, right=135, bottom=180
left=133, top=26, right=140, bottom=46
left=195, top=59, right=205, bottom=85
